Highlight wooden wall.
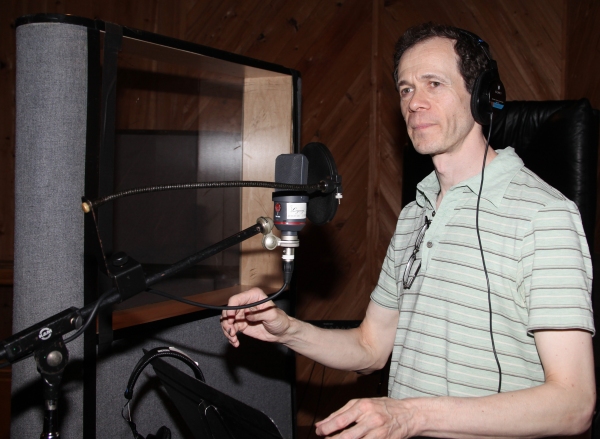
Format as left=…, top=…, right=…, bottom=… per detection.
left=563, top=0, right=600, bottom=256
left=0, top=1, right=598, bottom=438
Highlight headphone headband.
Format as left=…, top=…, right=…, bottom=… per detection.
left=122, top=347, right=205, bottom=439
left=457, top=29, right=490, bottom=56
left=456, top=28, right=506, bottom=124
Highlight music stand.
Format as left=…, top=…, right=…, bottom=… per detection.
left=150, top=357, right=287, bottom=439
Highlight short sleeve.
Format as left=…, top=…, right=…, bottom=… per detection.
left=520, top=199, right=594, bottom=335
left=371, top=236, right=401, bottom=309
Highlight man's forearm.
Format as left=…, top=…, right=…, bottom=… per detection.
left=315, top=330, right=595, bottom=439
left=276, top=302, right=399, bottom=374
left=223, top=293, right=398, bottom=373
left=410, top=330, right=595, bottom=438
left=279, top=317, right=385, bottom=373
left=410, top=380, right=594, bottom=438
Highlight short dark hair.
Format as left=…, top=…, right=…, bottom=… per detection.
left=393, top=22, right=491, bottom=94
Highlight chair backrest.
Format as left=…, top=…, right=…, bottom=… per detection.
left=401, top=98, right=599, bottom=249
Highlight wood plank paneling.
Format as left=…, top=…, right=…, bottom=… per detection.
left=0, top=2, right=16, bottom=263
left=563, top=0, right=600, bottom=255
left=2, top=1, right=598, bottom=438
left=240, top=75, right=293, bottom=288
left=0, top=366, right=10, bottom=439
left=564, top=0, right=600, bottom=109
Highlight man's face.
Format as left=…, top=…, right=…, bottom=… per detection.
left=396, top=37, right=476, bottom=156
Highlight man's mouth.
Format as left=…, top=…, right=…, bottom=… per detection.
left=410, top=123, right=435, bottom=130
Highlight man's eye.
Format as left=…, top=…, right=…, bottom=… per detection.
left=400, top=87, right=413, bottom=95
left=430, top=81, right=441, bottom=87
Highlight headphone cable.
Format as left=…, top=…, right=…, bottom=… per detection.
left=146, top=282, right=289, bottom=311
left=475, top=113, right=502, bottom=393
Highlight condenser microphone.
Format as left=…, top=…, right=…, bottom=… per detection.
left=268, top=154, right=309, bottom=265
left=273, top=154, right=309, bottom=235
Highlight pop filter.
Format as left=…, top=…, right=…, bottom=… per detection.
left=301, top=142, right=342, bottom=225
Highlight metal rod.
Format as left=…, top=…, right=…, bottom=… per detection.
left=82, top=181, right=321, bottom=212
left=145, top=222, right=262, bottom=287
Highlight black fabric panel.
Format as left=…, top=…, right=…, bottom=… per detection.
left=96, top=310, right=294, bottom=439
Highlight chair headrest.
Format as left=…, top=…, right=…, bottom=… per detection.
left=490, top=99, right=598, bottom=247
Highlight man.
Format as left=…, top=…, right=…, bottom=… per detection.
left=221, top=23, right=595, bottom=438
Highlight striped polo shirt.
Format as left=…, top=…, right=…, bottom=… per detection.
left=371, top=147, right=594, bottom=399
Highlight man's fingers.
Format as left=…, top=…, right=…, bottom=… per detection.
left=220, top=322, right=240, bottom=347
left=315, top=414, right=356, bottom=437
left=316, top=399, right=358, bottom=427
left=220, top=307, right=250, bottom=347
left=218, top=287, right=289, bottom=344
left=219, top=287, right=274, bottom=346
left=315, top=400, right=361, bottom=437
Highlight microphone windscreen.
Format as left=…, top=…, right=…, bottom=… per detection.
left=302, top=142, right=340, bottom=225
left=275, top=154, right=308, bottom=186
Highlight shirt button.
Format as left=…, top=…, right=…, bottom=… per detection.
left=427, top=241, right=433, bottom=248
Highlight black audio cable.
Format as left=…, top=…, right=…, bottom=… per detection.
left=476, top=113, right=502, bottom=393
left=146, top=280, right=289, bottom=312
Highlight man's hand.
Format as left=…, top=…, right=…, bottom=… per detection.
left=315, top=397, right=418, bottom=439
left=220, top=287, right=292, bottom=347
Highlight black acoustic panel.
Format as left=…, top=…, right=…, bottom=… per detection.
left=152, top=357, right=285, bottom=439
left=12, top=21, right=89, bottom=438
left=95, top=310, right=294, bottom=439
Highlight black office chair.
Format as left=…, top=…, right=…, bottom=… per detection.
left=401, top=98, right=599, bottom=249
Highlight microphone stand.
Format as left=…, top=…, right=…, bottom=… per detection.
left=3, top=145, right=344, bottom=437
left=37, top=338, right=68, bottom=439
left=0, top=218, right=273, bottom=438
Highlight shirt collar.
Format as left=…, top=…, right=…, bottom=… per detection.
left=415, top=147, right=524, bottom=209
left=415, top=171, right=439, bottom=209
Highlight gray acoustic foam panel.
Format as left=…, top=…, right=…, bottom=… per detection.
left=12, top=22, right=88, bottom=438
left=96, top=311, right=294, bottom=439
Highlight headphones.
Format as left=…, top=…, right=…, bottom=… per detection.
left=122, top=347, right=206, bottom=439
left=457, top=29, right=506, bottom=125
left=458, top=29, right=506, bottom=393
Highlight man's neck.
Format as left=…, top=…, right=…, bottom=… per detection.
left=432, top=133, right=497, bottom=210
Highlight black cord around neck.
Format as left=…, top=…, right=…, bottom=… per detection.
left=475, top=114, right=502, bottom=393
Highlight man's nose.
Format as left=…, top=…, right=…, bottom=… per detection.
left=408, top=87, right=429, bottom=112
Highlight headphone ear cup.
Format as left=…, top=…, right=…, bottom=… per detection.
left=470, top=69, right=506, bottom=125
left=123, top=348, right=204, bottom=439
left=146, top=425, right=171, bottom=439
left=470, top=69, right=491, bottom=125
